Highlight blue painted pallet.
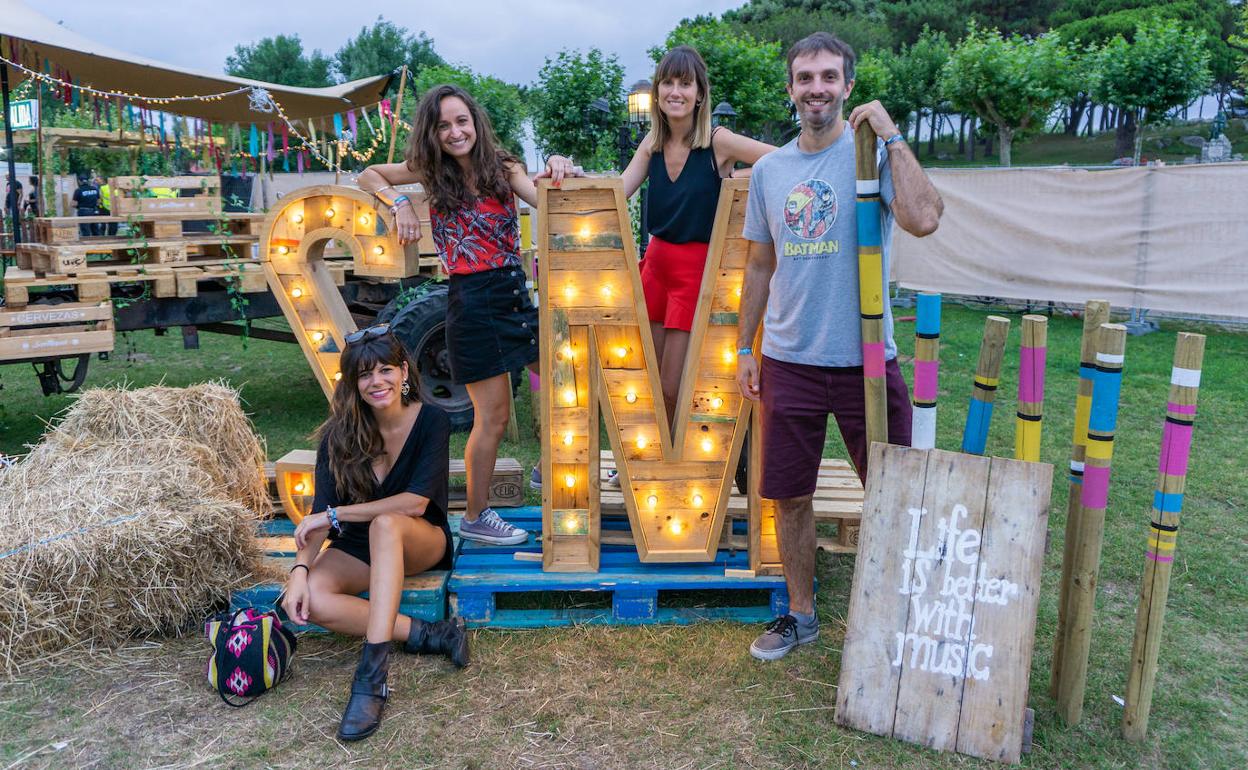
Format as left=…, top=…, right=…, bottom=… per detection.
left=448, top=506, right=788, bottom=628
left=229, top=518, right=449, bottom=630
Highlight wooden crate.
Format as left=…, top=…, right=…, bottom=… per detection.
left=34, top=212, right=267, bottom=245
left=110, top=175, right=222, bottom=216
left=0, top=300, right=114, bottom=362
left=268, top=452, right=527, bottom=520
left=3, top=261, right=273, bottom=307
left=448, top=507, right=790, bottom=627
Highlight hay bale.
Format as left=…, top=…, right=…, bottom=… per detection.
left=0, top=385, right=271, bottom=674
left=48, top=382, right=271, bottom=515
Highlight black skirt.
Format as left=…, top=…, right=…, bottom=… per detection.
left=445, top=267, right=539, bottom=385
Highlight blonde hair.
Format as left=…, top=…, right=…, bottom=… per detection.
left=649, top=46, right=713, bottom=153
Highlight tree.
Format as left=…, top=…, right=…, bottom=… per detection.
left=890, top=27, right=951, bottom=154
left=335, top=18, right=444, bottom=84
left=408, top=65, right=527, bottom=158
left=530, top=49, right=626, bottom=171
left=649, top=18, right=789, bottom=140
left=940, top=24, right=1078, bottom=165
left=1054, top=1, right=1239, bottom=106
left=725, top=2, right=896, bottom=54
left=846, top=50, right=919, bottom=131
left=225, top=35, right=333, bottom=87
left=1234, top=3, right=1248, bottom=92
left=1092, top=17, right=1212, bottom=163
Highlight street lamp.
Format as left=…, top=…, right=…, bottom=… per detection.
left=627, top=80, right=652, bottom=126
left=712, top=101, right=737, bottom=129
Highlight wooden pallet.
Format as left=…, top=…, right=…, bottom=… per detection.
left=34, top=212, right=266, bottom=245
left=599, top=451, right=862, bottom=553
left=448, top=507, right=790, bottom=627
left=17, top=235, right=259, bottom=275
left=230, top=519, right=450, bottom=630
left=3, top=261, right=276, bottom=307
left=265, top=454, right=528, bottom=516
left=0, top=300, right=114, bottom=362
left=111, top=175, right=222, bottom=217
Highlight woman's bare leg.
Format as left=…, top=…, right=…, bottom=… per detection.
left=658, top=328, right=691, bottom=428
left=464, top=373, right=512, bottom=519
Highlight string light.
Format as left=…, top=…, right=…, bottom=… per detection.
left=563, top=515, right=580, bottom=533
left=600, top=284, right=613, bottom=300
left=722, top=348, right=735, bottom=365
left=358, top=214, right=371, bottom=226
left=560, top=344, right=574, bottom=361
left=293, top=481, right=307, bottom=494
left=563, top=284, right=577, bottom=301
left=276, top=245, right=289, bottom=255
left=291, top=213, right=304, bottom=225
left=614, top=346, right=628, bottom=359
left=635, top=435, right=648, bottom=449
left=373, top=245, right=385, bottom=256
left=325, top=207, right=336, bottom=218
left=311, top=330, right=325, bottom=342
left=711, top=396, right=724, bottom=409
left=692, top=493, right=704, bottom=507
left=646, top=495, right=658, bottom=509
left=290, top=286, right=304, bottom=298
left=562, top=432, right=574, bottom=446
left=578, top=224, right=592, bottom=239
left=701, top=438, right=714, bottom=453
left=668, top=519, right=684, bottom=535
left=564, top=473, right=577, bottom=489
left=625, top=390, right=637, bottom=404
left=562, top=387, right=577, bottom=405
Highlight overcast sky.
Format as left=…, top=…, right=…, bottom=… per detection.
left=39, top=0, right=745, bottom=86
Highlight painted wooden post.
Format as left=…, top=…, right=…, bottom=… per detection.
left=960, top=315, right=1011, bottom=455
left=1051, top=299, right=1111, bottom=697
left=1014, top=315, right=1048, bottom=462
left=1056, top=322, right=1127, bottom=725
left=910, top=292, right=942, bottom=450
left=385, top=65, right=409, bottom=165
left=854, top=125, right=887, bottom=447
left=1122, top=332, right=1205, bottom=741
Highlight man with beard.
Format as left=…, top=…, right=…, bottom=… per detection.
left=734, top=32, right=944, bottom=660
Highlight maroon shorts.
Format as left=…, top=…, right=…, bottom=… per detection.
left=760, top=354, right=913, bottom=499
left=640, top=235, right=709, bottom=332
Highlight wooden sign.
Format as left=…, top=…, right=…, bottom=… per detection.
left=836, top=444, right=1051, bottom=764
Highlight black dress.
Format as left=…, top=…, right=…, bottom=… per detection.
left=312, top=405, right=454, bottom=570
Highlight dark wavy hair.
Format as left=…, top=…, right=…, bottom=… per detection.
left=405, top=84, right=518, bottom=214
left=316, top=331, right=421, bottom=505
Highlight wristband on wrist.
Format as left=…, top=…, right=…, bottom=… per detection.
left=326, top=506, right=342, bottom=533
left=737, top=347, right=754, bottom=356
left=883, top=133, right=905, bottom=148
left=290, top=563, right=309, bottom=575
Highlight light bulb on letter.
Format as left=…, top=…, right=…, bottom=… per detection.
left=722, top=348, right=735, bottom=365
left=692, top=494, right=704, bottom=507
left=625, top=391, right=637, bottom=404
left=325, top=207, right=335, bottom=218
left=561, top=388, right=577, bottom=405
left=311, top=330, right=325, bottom=342
left=290, top=286, right=303, bottom=298
left=562, top=432, right=574, bottom=446
left=291, top=213, right=304, bottom=224
left=646, top=495, right=658, bottom=509
left=564, top=473, right=577, bottom=488
left=636, top=435, right=648, bottom=450
left=669, top=519, right=683, bottom=535
left=711, top=396, right=724, bottom=409
left=563, top=515, right=579, bottom=532
left=701, top=438, right=714, bottom=453
left=293, top=482, right=306, bottom=494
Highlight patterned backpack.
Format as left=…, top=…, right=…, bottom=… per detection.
left=205, top=608, right=298, bottom=707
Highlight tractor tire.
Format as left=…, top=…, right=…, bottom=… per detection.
left=379, top=284, right=475, bottom=433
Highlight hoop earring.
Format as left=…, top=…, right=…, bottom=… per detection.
left=401, top=381, right=411, bottom=398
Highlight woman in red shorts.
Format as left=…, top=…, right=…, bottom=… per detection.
left=613, top=46, right=774, bottom=483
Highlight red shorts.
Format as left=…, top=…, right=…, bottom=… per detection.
left=640, top=235, right=708, bottom=332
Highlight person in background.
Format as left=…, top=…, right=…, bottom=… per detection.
left=97, top=176, right=118, bottom=235
left=72, top=172, right=102, bottom=236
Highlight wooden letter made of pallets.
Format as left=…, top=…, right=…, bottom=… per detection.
left=259, top=185, right=431, bottom=398
left=537, top=178, right=779, bottom=572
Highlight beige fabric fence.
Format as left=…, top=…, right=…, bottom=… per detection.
left=891, top=162, right=1248, bottom=319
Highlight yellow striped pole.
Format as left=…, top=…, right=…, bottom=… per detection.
left=1123, top=332, right=1205, bottom=741
left=1056, top=322, right=1127, bottom=725
left=1014, top=315, right=1048, bottom=462
left=1051, top=299, right=1111, bottom=697
left=854, top=125, right=887, bottom=448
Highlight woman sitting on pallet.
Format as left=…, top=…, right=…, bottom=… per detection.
left=358, top=84, right=578, bottom=541
left=283, top=327, right=465, bottom=742
left=605, top=45, right=775, bottom=486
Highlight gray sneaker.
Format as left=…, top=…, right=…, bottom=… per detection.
left=749, top=614, right=819, bottom=661
left=458, top=508, right=529, bottom=546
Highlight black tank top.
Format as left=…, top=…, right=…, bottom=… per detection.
left=645, top=130, right=722, bottom=244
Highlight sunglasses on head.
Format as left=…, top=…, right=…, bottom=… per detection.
left=344, top=323, right=392, bottom=344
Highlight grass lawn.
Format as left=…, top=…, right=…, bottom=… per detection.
left=0, top=303, right=1243, bottom=768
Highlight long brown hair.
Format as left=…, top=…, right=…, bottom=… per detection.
left=649, top=45, right=713, bottom=153
left=316, top=332, right=421, bottom=504
left=405, top=84, right=518, bottom=214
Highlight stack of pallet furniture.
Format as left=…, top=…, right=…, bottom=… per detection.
left=3, top=176, right=268, bottom=363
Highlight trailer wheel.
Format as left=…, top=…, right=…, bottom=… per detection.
left=379, top=284, right=474, bottom=433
